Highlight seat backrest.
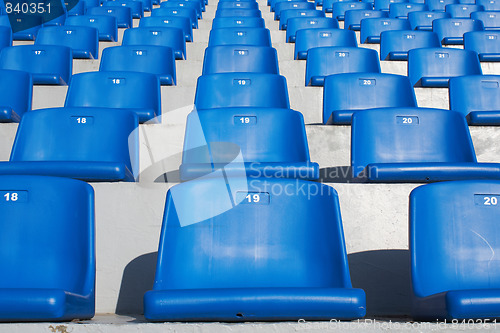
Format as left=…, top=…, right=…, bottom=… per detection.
left=351, top=108, right=477, bottom=176
left=154, top=177, right=352, bottom=290
left=0, top=175, right=94, bottom=295
left=215, top=8, right=262, bottom=17
left=274, top=1, right=315, bottom=19
left=151, top=7, right=198, bottom=28
left=218, top=1, right=259, bottom=9
left=64, top=71, right=161, bottom=123
left=202, top=45, right=279, bottom=74
left=87, top=6, right=133, bottom=28
left=194, top=73, right=289, bottom=110
left=476, top=0, right=500, bottom=11
left=344, top=9, right=388, bottom=31
left=360, top=17, right=411, bottom=43
left=279, top=9, right=325, bottom=30
left=208, top=27, right=271, bottom=46
left=449, top=75, right=500, bottom=117
left=211, top=17, right=266, bottom=28
left=425, top=0, right=458, bottom=11
left=102, top=0, right=144, bottom=19
left=433, top=18, right=484, bottom=43
left=35, top=26, right=99, bottom=59
left=408, top=11, right=450, bottom=30
left=295, top=28, right=357, bottom=59
left=139, top=16, right=192, bottom=41
left=471, top=11, right=500, bottom=30
left=464, top=30, right=500, bottom=59
left=380, top=30, right=441, bottom=60
left=332, top=2, right=372, bottom=20
left=389, top=3, right=428, bottom=18
left=374, top=0, right=409, bottom=11
left=286, top=17, right=338, bottom=42
left=0, top=14, right=42, bottom=40
left=445, top=3, right=484, bottom=18
left=0, top=26, right=11, bottom=51
left=159, top=0, right=202, bottom=19
left=122, top=27, right=186, bottom=60
left=410, top=180, right=500, bottom=298
left=0, top=69, right=32, bottom=122
left=65, top=15, right=118, bottom=42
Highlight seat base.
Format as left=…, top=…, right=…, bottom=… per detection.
left=479, top=54, right=500, bottom=62
left=0, top=107, right=21, bottom=123
left=468, top=111, right=500, bottom=125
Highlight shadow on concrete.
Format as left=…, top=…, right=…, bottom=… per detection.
left=116, top=252, right=158, bottom=317
left=348, top=249, right=412, bottom=318
left=319, top=167, right=358, bottom=183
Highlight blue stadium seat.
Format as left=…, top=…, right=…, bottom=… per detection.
left=464, top=30, right=500, bottom=61
left=0, top=69, right=32, bottom=123
left=360, top=17, right=411, bottom=43
left=180, top=108, right=319, bottom=180
left=0, top=45, right=72, bottom=85
left=202, top=45, right=279, bottom=74
left=321, top=0, right=340, bottom=13
left=408, top=47, right=482, bottom=87
left=100, top=45, right=176, bottom=85
left=122, top=27, right=186, bottom=60
left=208, top=27, right=272, bottom=46
left=323, top=73, right=417, bottom=124
left=445, top=3, right=484, bottom=18
left=410, top=180, right=500, bottom=320
left=215, top=8, right=262, bottom=18
left=295, top=28, right=357, bottom=59
left=217, top=1, right=259, bottom=10
left=130, top=0, right=151, bottom=12
left=380, top=30, right=441, bottom=60
left=194, top=73, right=289, bottom=110
left=286, top=17, right=338, bottom=42
left=211, top=17, right=266, bottom=28
left=143, top=177, right=366, bottom=321
left=139, top=16, right=193, bottom=42
left=65, top=0, right=85, bottom=16
left=344, top=9, right=388, bottom=31
left=103, top=0, right=144, bottom=19
left=0, top=14, right=42, bottom=41
left=270, top=0, right=306, bottom=11
left=0, top=175, right=95, bottom=321
left=87, top=6, right=132, bottom=28
left=0, top=26, right=11, bottom=51
left=279, top=9, right=325, bottom=30
left=375, top=0, right=409, bottom=11
left=40, top=0, right=68, bottom=26
left=408, top=11, right=450, bottom=30
left=35, top=26, right=99, bottom=59
left=449, top=75, right=500, bottom=125
left=160, top=1, right=202, bottom=20
left=65, top=15, right=118, bottom=42
left=170, top=0, right=204, bottom=13
left=389, top=3, right=428, bottom=17
left=425, top=0, right=458, bottom=11
left=81, top=0, right=100, bottom=10
left=351, top=108, right=500, bottom=181
left=0, top=107, right=139, bottom=181
left=471, top=11, right=500, bottom=30
left=306, top=47, right=380, bottom=86
left=274, top=1, right=315, bottom=20
left=65, top=71, right=161, bottom=123
left=332, top=2, right=372, bottom=21
left=476, top=0, right=500, bottom=11
left=151, top=7, right=198, bottom=29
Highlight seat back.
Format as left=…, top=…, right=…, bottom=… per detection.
left=65, top=15, right=118, bottom=42
left=202, top=45, right=278, bottom=74
left=0, top=69, right=32, bottom=122
left=103, top=0, right=144, bottom=19
left=151, top=7, right=198, bottom=28
left=445, top=3, right=484, bottom=18
left=286, top=17, right=338, bottom=42
left=408, top=11, right=450, bottom=30
left=215, top=8, right=262, bottom=17
left=122, top=27, right=186, bottom=60
left=464, top=30, right=500, bottom=60
left=218, top=1, right=259, bottom=9
left=279, top=9, right=325, bottom=30
left=389, top=3, right=428, bottom=18
left=374, top=0, right=409, bottom=11
left=274, top=1, right=315, bottom=20
left=380, top=30, right=441, bottom=60
left=449, top=75, right=500, bottom=118
left=433, top=18, right=484, bottom=44
left=471, top=11, right=500, bottom=30
left=139, top=16, right=193, bottom=42
left=295, top=28, right=357, bottom=60
left=360, top=17, right=411, bottom=43
left=344, top=9, right=388, bottom=31
left=0, top=26, right=11, bottom=51
left=208, top=27, right=271, bottom=46
left=425, top=0, right=458, bottom=11
left=476, top=0, right=500, bottom=11
left=211, top=17, right=265, bottom=28
left=35, top=26, right=99, bottom=59
left=160, top=1, right=202, bottom=19
left=0, top=14, right=42, bottom=40
left=333, top=2, right=372, bottom=21
left=87, top=6, right=133, bottom=28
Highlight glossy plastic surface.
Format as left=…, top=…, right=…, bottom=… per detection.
left=208, top=27, right=271, bottom=46
left=471, top=11, right=500, bottom=31
left=433, top=18, right=484, bottom=45
left=87, top=6, right=132, bottom=28
left=380, top=30, right=441, bottom=60
left=295, top=28, right=357, bottom=60
left=211, top=17, right=265, bottom=28
left=464, top=30, right=500, bottom=61
left=103, top=0, right=144, bottom=19
left=332, top=2, right=372, bottom=21
left=202, top=45, right=279, bottom=74
left=445, top=3, right=484, bottom=18
left=279, top=9, right=325, bottom=30
left=65, top=15, right=118, bottom=42
left=285, top=16, right=338, bottom=42
left=151, top=7, right=198, bottom=28
left=360, top=17, right=411, bottom=43
left=0, top=69, right=32, bottom=123
left=389, top=3, right=428, bottom=18
left=274, top=1, right=315, bottom=20
left=35, top=26, right=99, bottom=59
left=122, top=27, right=186, bottom=60
left=344, top=9, right=388, bottom=31
left=408, top=11, right=450, bottom=31
left=139, top=16, right=193, bottom=42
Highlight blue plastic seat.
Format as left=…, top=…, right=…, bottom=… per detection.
left=270, top=0, right=307, bottom=11
left=0, top=45, right=72, bottom=85
left=139, top=16, right=193, bottom=42
left=100, top=45, right=176, bottom=85
left=389, top=3, right=428, bottom=17
left=65, top=71, right=161, bottom=123
left=464, top=30, right=500, bottom=61
left=0, top=69, right=31, bottom=123
left=321, top=0, right=340, bottom=13
left=408, top=47, right=482, bottom=87
left=332, top=2, right=372, bottom=21
left=170, top=0, right=204, bottom=13
left=122, top=27, right=186, bottom=60
left=40, top=0, right=68, bottom=26
left=274, top=1, right=315, bottom=20
left=323, top=73, right=417, bottom=124
left=180, top=108, right=319, bottom=180
left=202, top=45, right=279, bottom=74
left=471, top=11, right=500, bottom=30
left=160, top=1, right=202, bottom=20
left=286, top=17, right=338, bottom=42
left=211, top=17, right=265, bottom=28
left=374, top=0, right=409, bottom=11
left=151, top=7, right=198, bottom=28
left=35, top=25, right=99, bottom=59
left=218, top=1, right=259, bottom=10
left=65, top=15, right=118, bottom=42
left=344, top=9, right=388, bottom=31
left=351, top=107, right=500, bottom=181
left=0, top=175, right=95, bottom=321
left=0, top=14, right=42, bottom=41
left=143, top=177, right=366, bottom=321
left=476, top=0, right=500, bottom=11
left=295, top=28, right=357, bottom=59
left=411, top=180, right=500, bottom=320
left=425, top=0, right=458, bottom=11
left=279, top=9, right=325, bottom=30
left=81, top=0, right=100, bottom=10
left=0, top=26, right=11, bottom=51
left=408, top=11, right=450, bottom=30
left=130, top=0, right=151, bottom=12
left=306, top=47, right=380, bottom=86
left=65, top=0, right=85, bottom=16
left=208, top=27, right=271, bottom=46
left=87, top=6, right=132, bottom=28
left=380, top=30, right=441, bottom=60
left=449, top=75, right=500, bottom=124
left=215, top=8, right=262, bottom=18
left=360, top=17, right=411, bottom=43
left=103, top=0, right=144, bottom=19
left=445, top=3, right=484, bottom=18
left=0, top=107, right=138, bottom=181
left=194, top=73, right=289, bottom=110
